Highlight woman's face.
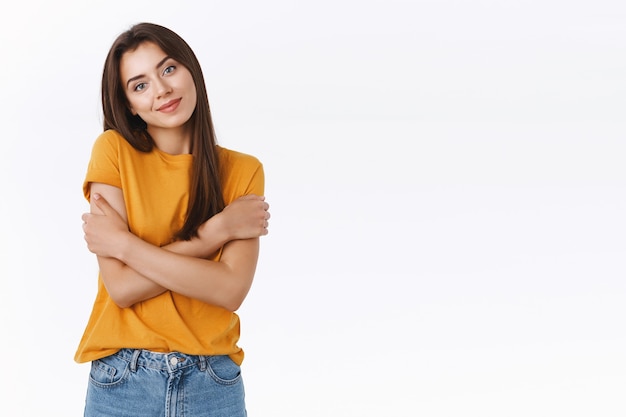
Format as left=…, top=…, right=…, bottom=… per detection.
left=120, top=41, right=197, bottom=137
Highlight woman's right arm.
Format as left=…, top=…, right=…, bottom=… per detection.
left=87, top=182, right=269, bottom=307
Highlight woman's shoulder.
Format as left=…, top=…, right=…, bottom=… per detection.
left=90, top=130, right=141, bottom=158
left=93, top=129, right=130, bottom=147
left=90, top=129, right=125, bottom=151
left=217, top=145, right=262, bottom=170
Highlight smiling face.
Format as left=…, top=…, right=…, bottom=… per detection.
left=120, top=41, right=197, bottom=149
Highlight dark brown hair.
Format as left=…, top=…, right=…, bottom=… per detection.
left=101, top=22, right=224, bottom=240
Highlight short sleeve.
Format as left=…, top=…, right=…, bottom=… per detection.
left=83, top=130, right=123, bottom=201
left=245, top=162, right=265, bottom=197
left=218, top=146, right=265, bottom=205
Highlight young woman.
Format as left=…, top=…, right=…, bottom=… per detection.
left=77, top=22, right=269, bottom=416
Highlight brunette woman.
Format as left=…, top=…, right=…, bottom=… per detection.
left=78, top=22, right=269, bottom=416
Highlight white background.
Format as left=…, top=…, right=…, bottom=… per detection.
left=1, top=0, right=625, bottom=416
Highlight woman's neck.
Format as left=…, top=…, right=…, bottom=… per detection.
left=148, top=125, right=191, bottom=155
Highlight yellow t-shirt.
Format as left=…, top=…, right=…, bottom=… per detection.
left=74, top=129, right=264, bottom=365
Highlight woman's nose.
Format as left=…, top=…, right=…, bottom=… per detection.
left=154, top=78, right=171, bottom=98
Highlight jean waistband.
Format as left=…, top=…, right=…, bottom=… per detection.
left=114, top=348, right=208, bottom=373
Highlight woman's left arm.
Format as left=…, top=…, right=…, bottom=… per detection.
left=122, top=233, right=258, bottom=312
left=85, top=193, right=260, bottom=311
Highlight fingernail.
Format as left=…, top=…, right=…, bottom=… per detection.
left=93, top=193, right=101, bottom=200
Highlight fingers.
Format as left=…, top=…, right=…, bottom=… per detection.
left=235, top=195, right=270, bottom=220
left=92, top=193, right=112, bottom=215
left=262, top=200, right=270, bottom=231
left=82, top=214, right=91, bottom=245
left=221, top=195, right=271, bottom=237
left=247, top=196, right=270, bottom=236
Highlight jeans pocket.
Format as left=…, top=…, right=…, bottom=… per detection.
left=89, top=353, right=130, bottom=388
left=205, top=355, right=242, bottom=385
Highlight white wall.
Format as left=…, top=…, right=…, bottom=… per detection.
left=1, top=1, right=624, bottom=416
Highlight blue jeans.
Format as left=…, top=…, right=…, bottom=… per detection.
left=84, top=349, right=247, bottom=417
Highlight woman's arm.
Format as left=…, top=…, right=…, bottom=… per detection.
left=84, top=182, right=269, bottom=308
left=86, top=183, right=165, bottom=306
left=85, top=191, right=264, bottom=311
left=166, top=192, right=270, bottom=258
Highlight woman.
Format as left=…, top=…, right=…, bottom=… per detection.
left=77, top=22, right=269, bottom=416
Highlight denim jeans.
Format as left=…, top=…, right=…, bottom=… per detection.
left=84, top=349, right=247, bottom=417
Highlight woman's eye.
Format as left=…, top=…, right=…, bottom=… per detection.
left=163, top=65, right=175, bottom=75
left=134, top=82, right=146, bottom=92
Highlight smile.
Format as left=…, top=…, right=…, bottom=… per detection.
left=157, top=98, right=182, bottom=112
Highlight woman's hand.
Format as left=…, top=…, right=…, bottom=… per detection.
left=201, top=194, right=270, bottom=243
left=82, top=193, right=131, bottom=259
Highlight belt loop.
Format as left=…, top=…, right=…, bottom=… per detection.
left=198, top=356, right=207, bottom=371
left=130, top=349, right=141, bottom=373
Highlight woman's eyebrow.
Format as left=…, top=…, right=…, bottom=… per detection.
left=126, top=56, right=172, bottom=88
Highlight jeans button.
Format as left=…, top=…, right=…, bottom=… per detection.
left=170, top=357, right=178, bottom=366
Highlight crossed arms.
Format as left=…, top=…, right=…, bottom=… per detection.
left=82, top=182, right=270, bottom=311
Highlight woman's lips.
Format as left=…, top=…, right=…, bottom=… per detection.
left=157, top=98, right=182, bottom=112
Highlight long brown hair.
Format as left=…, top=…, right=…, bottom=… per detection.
left=101, top=22, right=224, bottom=240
